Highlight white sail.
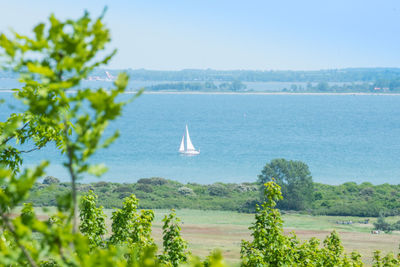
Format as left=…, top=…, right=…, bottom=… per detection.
left=185, top=124, right=195, bottom=151
left=179, top=135, right=185, bottom=152
left=179, top=124, right=199, bottom=155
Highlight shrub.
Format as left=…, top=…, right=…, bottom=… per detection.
left=235, top=184, right=257, bottom=193
left=93, top=181, right=108, bottom=187
left=136, top=183, right=153, bottom=193
left=79, top=190, right=107, bottom=248
left=208, top=184, right=229, bottom=196
left=137, top=177, right=168, bottom=186
left=241, top=182, right=365, bottom=266
left=178, top=186, right=195, bottom=196
left=237, top=199, right=259, bottom=213
left=113, top=185, right=133, bottom=193
left=373, top=215, right=393, bottom=232
left=159, top=209, right=190, bottom=266
left=118, top=192, right=132, bottom=199
left=360, top=187, right=375, bottom=196
left=42, top=176, right=60, bottom=185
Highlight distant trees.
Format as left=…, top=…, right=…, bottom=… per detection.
left=373, top=214, right=400, bottom=232
left=258, top=158, right=314, bottom=210
left=42, top=176, right=60, bottom=185
left=218, top=80, right=246, bottom=91
left=316, top=81, right=329, bottom=91
left=145, top=80, right=247, bottom=92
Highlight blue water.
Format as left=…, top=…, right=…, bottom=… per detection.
left=1, top=92, right=400, bottom=185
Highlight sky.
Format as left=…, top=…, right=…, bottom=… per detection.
left=0, top=0, right=400, bottom=70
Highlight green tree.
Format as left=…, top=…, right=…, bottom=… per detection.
left=43, top=176, right=60, bottom=185
left=373, top=215, right=393, bottom=232
left=316, top=81, right=329, bottom=91
left=109, top=194, right=156, bottom=255
left=0, top=10, right=135, bottom=266
left=258, top=158, right=314, bottom=210
left=241, top=181, right=364, bottom=266
left=159, top=209, right=190, bottom=266
left=79, top=190, right=107, bottom=248
left=231, top=80, right=246, bottom=91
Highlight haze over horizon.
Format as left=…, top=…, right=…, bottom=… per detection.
left=1, top=0, right=400, bottom=71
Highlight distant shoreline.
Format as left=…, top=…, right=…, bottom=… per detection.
left=1, top=89, right=400, bottom=96
left=136, top=91, right=400, bottom=96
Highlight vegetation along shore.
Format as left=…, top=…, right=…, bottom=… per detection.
left=36, top=174, right=400, bottom=218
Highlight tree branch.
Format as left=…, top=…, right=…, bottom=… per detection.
left=19, top=146, right=41, bottom=153
left=0, top=213, right=39, bottom=267
left=63, top=122, right=78, bottom=234
left=0, top=122, right=29, bottom=147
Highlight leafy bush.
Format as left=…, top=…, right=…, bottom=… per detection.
left=137, top=177, right=168, bottom=186
left=79, top=190, right=107, bottom=248
left=42, top=176, right=60, bottom=185
left=208, top=184, right=229, bottom=196
left=159, top=209, right=190, bottom=266
left=113, top=185, right=133, bottom=193
left=235, top=184, right=257, bottom=193
left=136, top=183, right=154, bottom=193
left=93, top=181, right=109, bottom=187
left=178, top=186, right=195, bottom=196
left=241, top=181, right=365, bottom=266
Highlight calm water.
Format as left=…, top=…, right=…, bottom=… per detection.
left=1, top=92, right=400, bottom=185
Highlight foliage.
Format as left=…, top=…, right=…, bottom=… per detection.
left=159, top=209, right=190, bottom=266
left=79, top=190, right=107, bottom=248
left=312, top=182, right=400, bottom=217
left=24, top=178, right=400, bottom=217
left=372, top=250, right=400, bottom=267
left=0, top=10, right=135, bottom=267
left=372, top=215, right=400, bottom=232
left=202, top=250, right=228, bottom=267
left=109, top=194, right=155, bottom=252
left=177, top=186, right=195, bottom=196
left=43, top=176, right=60, bottom=185
left=258, top=158, right=314, bottom=210
left=208, top=184, right=229, bottom=197
left=241, top=181, right=366, bottom=266
left=138, top=177, right=169, bottom=186
left=144, top=81, right=246, bottom=92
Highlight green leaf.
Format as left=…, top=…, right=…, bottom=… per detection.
left=87, top=164, right=108, bottom=177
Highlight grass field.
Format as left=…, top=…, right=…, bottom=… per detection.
left=18, top=207, right=400, bottom=266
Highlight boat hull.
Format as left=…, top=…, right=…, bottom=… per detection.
left=180, top=150, right=200, bottom=155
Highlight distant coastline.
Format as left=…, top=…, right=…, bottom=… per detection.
left=134, top=91, right=400, bottom=96
left=1, top=89, right=400, bottom=96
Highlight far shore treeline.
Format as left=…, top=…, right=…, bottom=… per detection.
left=34, top=173, right=400, bottom=218
left=3, top=68, right=400, bottom=92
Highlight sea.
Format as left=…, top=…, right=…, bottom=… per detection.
left=1, top=80, right=400, bottom=185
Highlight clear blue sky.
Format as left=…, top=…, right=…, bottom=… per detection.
left=1, top=0, right=400, bottom=70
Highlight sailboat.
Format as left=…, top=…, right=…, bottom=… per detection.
left=179, top=125, right=200, bottom=155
